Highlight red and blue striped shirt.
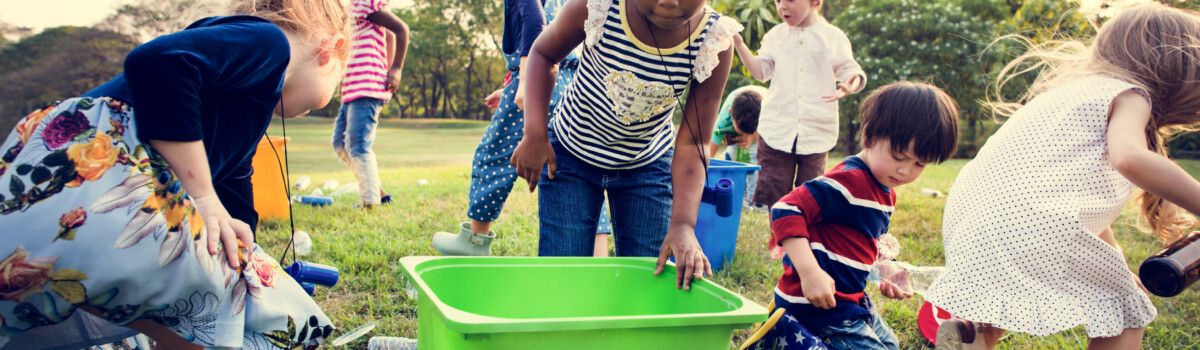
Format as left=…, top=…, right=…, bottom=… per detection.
left=770, top=156, right=894, bottom=329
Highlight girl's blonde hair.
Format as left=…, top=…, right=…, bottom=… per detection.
left=231, top=0, right=352, bottom=60
left=991, top=3, right=1200, bottom=243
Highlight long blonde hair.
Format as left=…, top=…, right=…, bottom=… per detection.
left=231, top=0, right=352, bottom=60
left=991, top=3, right=1200, bottom=243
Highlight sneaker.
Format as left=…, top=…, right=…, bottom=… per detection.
left=936, top=319, right=982, bottom=350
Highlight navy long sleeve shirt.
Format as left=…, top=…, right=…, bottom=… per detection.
left=84, top=16, right=290, bottom=230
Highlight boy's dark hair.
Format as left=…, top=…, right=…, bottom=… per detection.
left=730, top=89, right=762, bottom=135
left=859, top=81, right=959, bottom=163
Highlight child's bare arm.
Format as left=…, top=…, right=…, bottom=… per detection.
left=367, top=10, right=410, bottom=91
left=781, top=237, right=837, bottom=309
left=149, top=140, right=252, bottom=270
left=654, top=42, right=736, bottom=291
left=733, top=34, right=768, bottom=81
left=511, top=0, right=587, bottom=190
left=1108, top=91, right=1200, bottom=215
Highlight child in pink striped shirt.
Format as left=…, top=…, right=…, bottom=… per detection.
left=331, top=0, right=409, bottom=207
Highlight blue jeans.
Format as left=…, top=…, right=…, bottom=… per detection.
left=331, top=98, right=385, bottom=204
left=537, top=132, right=673, bottom=257
left=812, top=314, right=900, bottom=350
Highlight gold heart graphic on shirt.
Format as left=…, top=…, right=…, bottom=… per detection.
left=603, top=71, right=676, bottom=125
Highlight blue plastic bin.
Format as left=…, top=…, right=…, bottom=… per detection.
left=696, top=159, right=760, bottom=271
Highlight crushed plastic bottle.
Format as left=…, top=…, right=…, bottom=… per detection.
left=874, top=260, right=944, bottom=296
left=322, top=179, right=340, bottom=192
left=294, top=230, right=312, bottom=256
left=332, top=182, right=359, bottom=197
left=367, top=337, right=418, bottom=350
left=294, top=175, right=312, bottom=191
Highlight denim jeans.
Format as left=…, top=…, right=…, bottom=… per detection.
left=331, top=98, right=385, bottom=204
left=537, top=131, right=673, bottom=257
left=812, top=313, right=900, bottom=350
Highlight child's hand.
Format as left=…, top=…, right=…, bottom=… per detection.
left=879, top=281, right=914, bottom=300
left=798, top=269, right=837, bottom=309
left=732, top=133, right=759, bottom=149
left=821, top=83, right=852, bottom=103
left=385, top=67, right=403, bottom=92
left=511, top=136, right=556, bottom=191
left=484, top=89, right=503, bottom=111
left=654, top=225, right=713, bottom=291
left=515, top=82, right=526, bottom=111
left=193, top=193, right=253, bottom=270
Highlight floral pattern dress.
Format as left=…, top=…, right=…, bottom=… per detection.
left=0, top=97, right=333, bottom=349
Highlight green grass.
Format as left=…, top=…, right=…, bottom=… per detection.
left=256, top=117, right=1200, bottom=349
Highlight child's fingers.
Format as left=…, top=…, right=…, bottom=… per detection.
left=704, top=255, right=713, bottom=277
left=527, top=175, right=539, bottom=193
left=547, top=156, right=557, bottom=180
left=653, top=248, right=670, bottom=276
left=220, top=220, right=240, bottom=270
left=206, top=215, right=221, bottom=255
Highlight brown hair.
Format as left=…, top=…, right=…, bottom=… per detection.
left=730, top=89, right=762, bottom=135
left=231, top=0, right=352, bottom=60
left=990, top=3, right=1200, bottom=242
left=859, top=81, right=959, bottom=164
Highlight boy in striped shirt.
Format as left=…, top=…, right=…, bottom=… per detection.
left=754, top=82, right=959, bottom=350
left=331, top=0, right=409, bottom=207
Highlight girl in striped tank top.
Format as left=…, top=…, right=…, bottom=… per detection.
left=512, top=0, right=742, bottom=290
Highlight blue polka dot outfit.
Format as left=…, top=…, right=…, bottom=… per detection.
left=468, top=0, right=612, bottom=229
left=925, top=76, right=1157, bottom=338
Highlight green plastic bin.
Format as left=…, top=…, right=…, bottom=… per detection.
left=399, top=256, right=767, bottom=349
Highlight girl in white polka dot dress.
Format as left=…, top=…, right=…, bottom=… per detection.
left=927, top=4, right=1200, bottom=349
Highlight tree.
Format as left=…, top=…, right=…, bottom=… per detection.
left=832, top=0, right=1006, bottom=157
left=95, top=0, right=228, bottom=43
left=388, top=0, right=505, bottom=120
left=0, top=27, right=139, bottom=133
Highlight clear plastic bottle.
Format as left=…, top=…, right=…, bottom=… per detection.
left=294, top=175, right=312, bottom=191
left=367, top=337, right=419, bottom=350
left=294, top=230, right=312, bottom=256
left=874, top=260, right=944, bottom=296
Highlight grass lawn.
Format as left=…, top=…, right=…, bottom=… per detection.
left=256, top=116, right=1200, bottom=349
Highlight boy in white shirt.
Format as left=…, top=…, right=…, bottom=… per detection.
left=733, top=0, right=865, bottom=208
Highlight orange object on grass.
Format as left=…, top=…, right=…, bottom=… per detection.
left=251, top=136, right=291, bottom=222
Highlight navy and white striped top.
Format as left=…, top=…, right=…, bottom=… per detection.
left=550, top=0, right=726, bottom=169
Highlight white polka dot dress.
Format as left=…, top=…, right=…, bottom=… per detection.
left=925, top=76, right=1157, bottom=338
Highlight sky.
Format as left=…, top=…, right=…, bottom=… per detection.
left=0, top=0, right=414, bottom=32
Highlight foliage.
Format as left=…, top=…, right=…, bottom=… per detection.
left=833, top=0, right=1004, bottom=157
left=0, top=27, right=139, bottom=134
left=96, top=0, right=229, bottom=43
left=384, top=1, right=507, bottom=119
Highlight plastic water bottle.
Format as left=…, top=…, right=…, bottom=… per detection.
left=322, top=179, right=340, bottom=192
left=332, top=182, right=359, bottom=197
left=367, top=337, right=418, bottom=350
left=874, top=260, right=944, bottom=296
left=294, top=230, right=312, bottom=256
left=294, top=175, right=312, bottom=191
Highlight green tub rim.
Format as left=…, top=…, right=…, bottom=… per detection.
left=398, top=256, right=769, bottom=334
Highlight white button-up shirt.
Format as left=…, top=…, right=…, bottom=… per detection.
left=755, top=18, right=865, bottom=154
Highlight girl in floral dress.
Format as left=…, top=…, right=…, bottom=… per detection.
left=0, top=0, right=351, bottom=348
